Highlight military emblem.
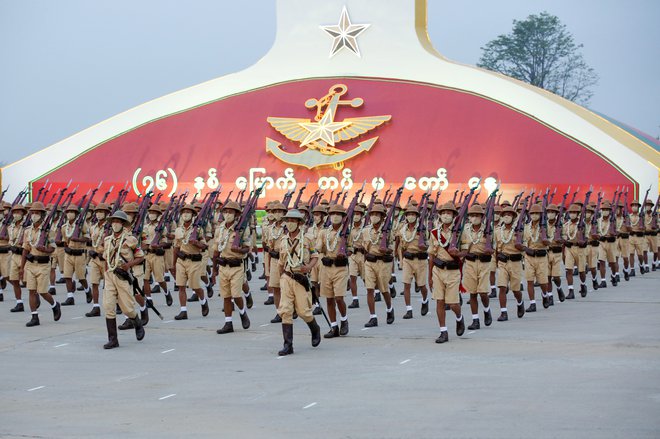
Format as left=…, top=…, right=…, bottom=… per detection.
left=266, top=84, right=391, bottom=170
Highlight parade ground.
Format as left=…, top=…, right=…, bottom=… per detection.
left=1, top=266, right=658, bottom=439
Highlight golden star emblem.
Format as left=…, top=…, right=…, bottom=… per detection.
left=298, top=110, right=351, bottom=148
left=320, top=6, right=370, bottom=58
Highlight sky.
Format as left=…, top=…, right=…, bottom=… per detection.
left=0, top=0, right=658, bottom=165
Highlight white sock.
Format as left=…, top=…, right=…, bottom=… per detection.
left=225, top=316, right=232, bottom=322
left=32, top=311, right=38, bottom=315
left=16, top=299, right=23, bottom=304
left=48, top=285, right=55, bottom=290
left=200, top=298, right=207, bottom=305
left=421, top=298, right=429, bottom=304
left=139, top=305, right=146, bottom=311
left=340, top=314, right=348, bottom=322
left=93, top=304, right=100, bottom=308
left=580, top=281, right=586, bottom=286
left=440, top=326, right=447, bottom=332
left=472, top=314, right=479, bottom=320
left=387, top=306, right=393, bottom=313
left=331, top=321, right=338, bottom=327
left=530, top=300, right=536, bottom=305
left=501, top=308, right=507, bottom=312
left=456, top=315, right=463, bottom=321
left=483, top=307, right=490, bottom=313
left=50, top=301, right=57, bottom=309
left=370, top=314, right=377, bottom=319
left=406, top=305, right=412, bottom=311
left=568, top=286, right=574, bottom=290
left=517, top=300, right=523, bottom=306
left=268, top=293, right=274, bottom=298
left=67, top=292, right=74, bottom=298
left=238, top=306, right=246, bottom=315
left=180, top=306, right=187, bottom=312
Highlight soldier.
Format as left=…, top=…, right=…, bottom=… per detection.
left=348, top=205, right=366, bottom=308
left=86, top=203, right=111, bottom=317
left=562, top=204, right=588, bottom=299
left=628, top=200, right=647, bottom=275
left=4, top=204, right=27, bottom=311
left=316, top=204, right=350, bottom=338
left=615, top=201, right=631, bottom=282
left=306, top=205, right=327, bottom=316
left=456, top=204, right=493, bottom=330
left=523, top=204, right=552, bottom=310
left=20, top=202, right=62, bottom=327
left=545, top=204, right=565, bottom=303
left=261, top=202, right=274, bottom=299
left=212, top=201, right=251, bottom=334
left=60, top=204, right=91, bottom=306
left=101, top=210, right=145, bottom=349
left=488, top=205, right=502, bottom=298
left=397, top=205, right=430, bottom=319
left=276, top=209, right=321, bottom=356
left=494, top=206, right=526, bottom=321
left=596, top=201, right=619, bottom=287
left=361, top=203, right=396, bottom=327
left=428, top=202, right=465, bottom=343
left=644, top=199, right=658, bottom=270
left=266, top=202, right=287, bottom=323
left=584, top=204, right=602, bottom=290
left=172, top=204, right=210, bottom=320
left=142, top=204, right=173, bottom=307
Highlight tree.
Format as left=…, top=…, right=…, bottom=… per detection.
left=477, top=12, right=598, bottom=105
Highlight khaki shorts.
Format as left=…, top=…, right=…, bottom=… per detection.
left=63, top=253, right=87, bottom=280
left=547, top=251, right=562, bottom=278
left=462, top=259, right=490, bottom=294
left=496, top=260, right=523, bottom=289
left=310, top=262, right=320, bottom=283
left=349, top=252, right=365, bottom=278
left=598, top=241, right=617, bottom=264
left=103, top=271, right=137, bottom=319
left=0, top=252, right=9, bottom=277
left=25, top=260, right=50, bottom=294
left=402, top=258, right=428, bottom=287
left=431, top=266, right=460, bottom=304
left=647, top=234, right=658, bottom=252
left=176, top=258, right=202, bottom=289
left=145, top=253, right=166, bottom=283
left=564, top=246, right=585, bottom=272
left=617, top=238, right=630, bottom=258
left=586, top=244, right=599, bottom=269
left=89, top=257, right=105, bottom=285
left=54, top=247, right=65, bottom=271
left=320, top=265, right=349, bottom=298
left=630, top=235, right=647, bottom=255
left=278, top=273, right=313, bottom=325
left=218, top=264, right=244, bottom=299
left=524, top=255, right=549, bottom=283
left=268, top=257, right=281, bottom=288
left=364, top=260, right=392, bottom=292
left=165, top=247, right=174, bottom=271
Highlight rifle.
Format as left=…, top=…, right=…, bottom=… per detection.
left=232, top=183, right=266, bottom=250
left=104, top=185, right=128, bottom=238
left=131, top=191, right=153, bottom=242
left=189, top=190, right=220, bottom=242
left=150, top=193, right=179, bottom=247
left=540, top=188, right=550, bottom=242
left=567, top=186, right=580, bottom=211
left=362, top=188, right=379, bottom=227
left=651, top=195, right=659, bottom=231
left=608, top=189, right=622, bottom=236
left=448, top=182, right=480, bottom=250
left=553, top=186, right=571, bottom=242
left=337, top=182, right=365, bottom=257
left=0, top=185, right=9, bottom=204
left=99, top=185, right=114, bottom=205
left=379, top=186, right=404, bottom=253
left=340, top=190, right=349, bottom=206
left=293, top=179, right=309, bottom=209
left=416, top=191, right=431, bottom=249
left=576, top=187, right=594, bottom=245
left=382, top=185, right=392, bottom=206
left=37, top=182, right=72, bottom=247
left=483, top=186, right=500, bottom=252
left=0, top=187, right=29, bottom=240
left=640, top=186, right=651, bottom=228
left=589, top=190, right=603, bottom=238
left=457, top=190, right=465, bottom=205
left=548, top=187, right=557, bottom=205
left=452, top=188, right=459, bottom=204
left=623, top=188, right=631, bottom=228
left=33, top=179, right=49, bottom=203
left=514, top=191, right=532, bottom=246
left=53, top=184, right=78, bottom=245
left=427, top=190, right=441, bottom=233
left=282, top=187, right=295, bottom=209
left=72, top=182, right=102, bottom=240
left=512, top=188, right=526, bottom=210
left=117, top=268, right=163, bottom=320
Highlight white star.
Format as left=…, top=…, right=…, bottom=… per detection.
left=298, top=110, right=351, bottom=148
left=320, top=6, right=370, bottom=58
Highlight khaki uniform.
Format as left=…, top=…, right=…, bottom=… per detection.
left=523, top=223, right=549, bottom=283
left=645, top=213, right=658, bottom=252
left=213, top=222, right=247, bottom=299
left=261, top=221, right=271, bottom=278
left=348, top=223, right=365, bottom=278
left=102, top=231, right=143, bottom=319
left=22, top=225, right=54, bottom=294
left=277, top=233, right=318, bottom=324
left=142, top=222, right=166, bottom=283
left=596, top=217, right=617, bottom=264
left=267, top=224, right=285, bottom=288
left=305, top=224, right=323, bottom=283
left=494, top=225, right=523, bottom=288
left=616, top=216, right=631, bottom=258
left=398, top=223, right=428, bottom=287
left=89, top=222, right=107, bottom=284
left=562, top=221, right=586, bottom=271
left=361, top=224, right=394, bottom=292
left=316, top=226, right=350, bottom=298
left=629, top=213, right=647, bottom=254
left=546, top=221, right=563, bottom=278
left=428, top=227, right=460, bottom=304
left=460, top=224, right=492, bottom=293
left=61, top=220, right=88, bottom=280
left=4, top=221, right=24, bottom=282
left=174, top=224, right=205, bottom=289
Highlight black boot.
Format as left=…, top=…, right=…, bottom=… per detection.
left=165, top=292, right=173, bottom=306
left=435, top=331, right=448, bottom=344
left=187, top=294, right=198, bottom=302
left=278, top=323, right=294, bottom=356
left=630, top=268, right=636, bottom=277
left=421, top=301, right=429, bottom=316
left=402, top=309, right=413, bottom=319
left=610, top=275, right=618, bottom=287
left=623, top=271, right=629, bottom=281
left=85, top=289, right=92, bottom=303
left=526, top=303, right=537, bottom=313
left=542, top=295, right=550, bottom=309
left=104, top=318, right=119, bottom=349
left=260, top=284, right=268, bottom=291
left=239, top=311, right=250, bottom=329
left=307, top=319, right=321, bottom=347
left=118, top=318, right=134, bottom=330
left=85, top=306, right=101, bottom=317
left=566, top=289, right=575, bottom=300
left=592, top=279, right=599, bottom=290
left=599, top=280, right=607, bottom=289
left=141, top=307, right=149, bottom=326
left=489, top=288, right=497, bottom=298
left=201, top=300, right=209, bottom=317
left=389, top=285, right=397, bottom=298
left=557, top=288, right=565, bottom=302
left=339, top=319, right=349, bottom=336
left=10, top=302, right=24, bottom=312
left=246, top=270, right=252, bottom=282
left=387, top=308, right=395, bottom=324
left=484, top=310, right=492, bottom=326
left=271, top=313, right=282, bottom=323
left=497, top=311, right=508, bottom=322
left=468, top=318, right=480, bottom=330
left=548, top=295, right=555, bottom=306
left=264, top=296, right=274, bottom=305
left=116, top=303, right=122, bottom=314
left=26, top=314, right=40, bottom=327
left=245, top=293, right=253, bottom=309
left=348, top=299, right=359, bottom=309
left=364, top=317, right=378, bottom=327
left=174, top=310, right=188, bottom=320
left=456, top=316, right=465, bottom=336
left=216, top=321, right=234, bottom=334
left=206, top=284, right=214, bottom=298
left=580, top=284, right=588, bottom=297
left=132, top=315, right=145, bottom=341
left=374, top=292, right=382, bottom=302
left=52, top=302, right=61, bottom=321
left=48, top=286, right=56, bottom=295
left=324, top=326, right=339, bottom=338
left=312, top=306, right=322, bottom=315
left=61, top=296, right=75, bottom=306
left=151, top=284, right=161, bottom=294
left=518, top=302, right=526, bottom=317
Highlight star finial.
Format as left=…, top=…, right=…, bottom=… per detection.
left=320, top=6, right=370, bottom=58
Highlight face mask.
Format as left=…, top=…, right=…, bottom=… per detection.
left=314, top=214, right=323, bottom=224
left=331, top=214, right=343, bottom=225
left=148, top=213, right=158, bottom=221
left=547, top=212, right=556, bottom=220
left=12, top=213, right=23, bottom=221
left=494, top=214, right=500, bottom=222
left=224, top=212, right=235, bottom=223
left=632, top=206, right=639, bottom=213
left=66, top=212, right=76, bottom=220
left=266, top=214, right=274, bottom=222
left=111, top=222, right=123, bottom=233
left=273, top=212, right=284, bottom=221
left=646, top=208, right=652, bottom=214
left=440, top=213, right=453, bottom=224
left=86, top=212, right=92, bottom=220
left=406, top=214, right=417, bottom=224
left=353, top=213, right=363, bottom=222
left=602, top=210, right=610, bottom=217
left=126, top=214, right=134, bottom=223
left=502, top=215, right=513, bottom=225
left=181, top=212, right=192, bottom=222
left=286, top=221, right=298, bottom=233
left=96, top=212, right=106, bottom=221
left=370, top=214, right=381, bottom=225
left=469, top=216, right=482, bottom=226
left=530, top=213, right=540, bottom=222
left=31, top=213, right=41, bottom=223
left=586, top=212, right=593, bottom=220
left=569, top=213, right=578, bottom=220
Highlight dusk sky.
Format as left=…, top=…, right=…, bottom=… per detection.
left=1, top=0, right=658, bottom=165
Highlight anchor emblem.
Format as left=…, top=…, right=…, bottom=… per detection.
left=266, top=84, right=391, bottom=170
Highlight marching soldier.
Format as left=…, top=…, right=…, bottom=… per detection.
left=261, top=202, right=274, bottom=301
left=276, top=209, right=321, bottom=356
left=142, top=204, right=173, bottom=307
left=20, top=202, right=62, bottom=327
left=644, top=199, right=658, bottom=270
left=306, top=205, right=327, bottom=316
left=348, top=205, right=366, bottom=308
left=101, top=210, right=145, bottom=349
left=615, top=201, right=631, bottom=282
left=494, top=206, right=526, bottom=321
left=523, top=204, right=552, bottom=309
left=428, top=202, right=465, bottom=343
left=562, top=204, right=588, bottom=298
left=397, top=205, right=430, bottom=319
left=172, top=204, right=210, bottom=320
left=86, top=203, right=110, bottom=317
left=266, top=202, right=287, bottom=323
left=4, top=204, right=28, bottom=312
left=60, top=204, right=91, bottom=305
left=488, top=205, right=502, bottom=298
left=316, top=204, right=350, bottom=338
left=212, top=201, right=251, bottom=334
left=545, top=204, right=564, bottom=303
left=628, top=200, right=647, bottom=275
left=596, top=200, right=619, bottom=287
left=584, top=205, right=601, bottom=290
left=361, top=203, right=396, bottom=327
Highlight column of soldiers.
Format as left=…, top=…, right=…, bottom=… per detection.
left=0, top=185, right=658, bottom=354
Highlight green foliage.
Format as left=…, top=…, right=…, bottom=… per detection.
left=478, top=12, right=598, bottom=105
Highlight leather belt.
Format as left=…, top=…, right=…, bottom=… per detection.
left=26, top=254, right=50, bottom=264
left=465, top=253, right=492, bottom=263
left=497, top=253, right=523, bottom=262
left=550, top=246, right=563, bottom=253
left=432, top=257, right=460, bottom=270
left=217, top=257, right=243, bottom=268
left=403, top=251, right=429, bottom=260
left=177, top=251, right=202, bottom=262
left=321, top=256, right=349, bottom=267
left=365, top=253, right=394, bottom=263
left=64, top=248, right=85, bottom=256
left=525, top=249, right=547, bottom=257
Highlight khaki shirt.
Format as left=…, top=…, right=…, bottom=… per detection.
left=213, top=222, right=247, bottom=259
left=495, top=225, right=521, bottom=254
left=398, top=222, right=426, bottom=253
left=460, top=224, right=490, bottom=255
left=562, top=221, right=581, bottom=244
left=428, top=227, right=453, bottom=262
left=278, top=232, right=318, bottom=273
left=362, top=224, right=394, bottom=256
left=61, top=220, right=89, bottom=249
left=316, top=226, right=351, bottom=258
left=174, top=223, right=206, bottom=255
left=22, top=224, right=55, bottom=257
left=523, top=223, right=548, bottom=250
left=90, top=222, right=107, bottom=253
left=103, top=232, right=143, bottom=269
left=629, top=213, right=644, bottom=233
